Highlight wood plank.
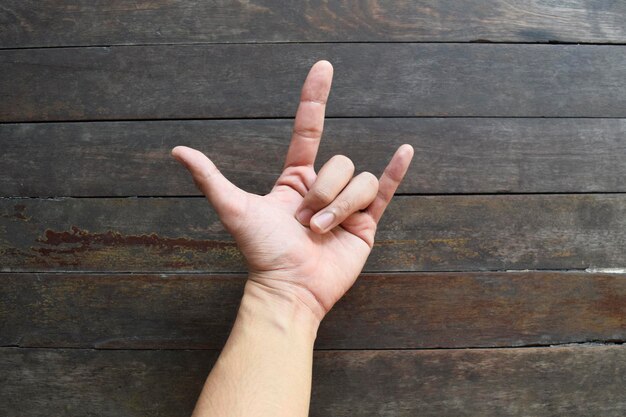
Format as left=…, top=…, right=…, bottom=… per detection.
left=3, top=118, right=626, bottom=197
left=1, top=346, right=624, bottom=416
left=2, top=44, right=625, bottom=122
left=1, top=195, right=625, bottom=272
left=1, top=1, right=625, bottom=48
left=1, top=272, right=624, bottom=350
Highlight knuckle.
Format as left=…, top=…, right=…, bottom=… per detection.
left=311, top=187, right=334, bottom=205
left=197, top=165, right=216, bottom=183
left=293, top=125, right=322, bottom=140
left=192, top=177, right=204, bottom=191
left=335, top=198, right=353, bottom=214
left=302, top=97, right=327, bottom=105
left=200, top=171, right=213, bottom=183
left=277, top=166, right=314, bottom=196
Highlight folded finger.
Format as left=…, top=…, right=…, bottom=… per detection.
left=296, top=155, right=355, bottom=224
left=310, top=172, right=379, bottom=234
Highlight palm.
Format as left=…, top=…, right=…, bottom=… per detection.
left=233, top=175, right=374, bottom=312
left=172, top=61, right=413, bottom=319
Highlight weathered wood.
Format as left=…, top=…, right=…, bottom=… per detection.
left=3, top=118, right=626, bottom=197
left=1, top=346, right=624, bottom=416
left=2, top=44, right=625, bottom=122
left=1, top=195, right=625, bottom=272
left=1, top=1, right=625, bottom=48
left=1, top=272, right=624, bottom=350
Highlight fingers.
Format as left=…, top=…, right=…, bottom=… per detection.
left=282, top=60, right=334, bottom=170
left=296, top=145, right=413, bottom=234
left=367, top=144, right=414, bottom=223
left=309, top=172, right=379, bottom=234
left=171, top=146, right=246, bottom=221
left=296, top=155, right=355, bottom=225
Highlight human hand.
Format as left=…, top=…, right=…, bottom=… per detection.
left=172, top=60, right=413, bottom=322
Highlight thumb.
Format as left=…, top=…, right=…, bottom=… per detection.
left=171, top=146, right=247, bottom=223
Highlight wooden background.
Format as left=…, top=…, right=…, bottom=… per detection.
left=1, top=1, right=625, bottom=415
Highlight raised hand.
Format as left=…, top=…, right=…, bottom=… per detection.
left=172, top=60, right=413, bottom=322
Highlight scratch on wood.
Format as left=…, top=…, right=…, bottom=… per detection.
left=585, top=267, right=626, bottom=274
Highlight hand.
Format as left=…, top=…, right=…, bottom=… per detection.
left=172, top=60, right=413, bottom=322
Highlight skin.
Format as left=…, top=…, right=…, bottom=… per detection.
left=172, top=60, right=414, bottom=417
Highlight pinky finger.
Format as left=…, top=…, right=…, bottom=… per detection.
left=367, top=144, right=414, bottom=223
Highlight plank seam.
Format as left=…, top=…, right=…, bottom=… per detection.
left=2, top=269, right=626, bottom=275
left=5, top=191, right=626, bottom=199
left=1, top=340, right=624, bottom=352
left=3, top=116, right=626, bottom=125
left=2, top=40, right=626, bottom=51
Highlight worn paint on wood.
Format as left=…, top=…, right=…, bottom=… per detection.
left=1, top=195, right=625, bottom=272
left=1, top=272, right=624, bottom=350
left=1, top=346, right=624, bottom=416
left=1, top=0, right=625, bottom=48
left=2, top=118, right=626, bottom=197
left=2, top=44, right=626, bottom=122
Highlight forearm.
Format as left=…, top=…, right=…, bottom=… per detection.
left=173, top=60, right=412, bottom=417
left=191, top=278, right=319, bottom=417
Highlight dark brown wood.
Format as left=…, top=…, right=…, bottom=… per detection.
left=3, top=118, right=626, bottom=197
left=1, top=2, right=622, bottom=414
left=1, top=1, right=625, bottom=48
left=1, top=346, right=624, bottom=416
left=1, top=272, right=624, bottom=350
left=2, top=44, right=625, bottom=122
left=1, top=195, right=625, bottom=272
left=312, top=347, right=626, bottom=417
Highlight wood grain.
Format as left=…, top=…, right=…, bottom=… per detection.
left=1, top=1, right=625, bottom=48
left=1, top=346, right=624, bottom=416
left=2, top=1, right=623, bottom=414
left=3, top=118, right=626, bottom=197
left=1, top=272, right=624, bottom=350
left=1, top=195, right=625, bottom=272
left=2, top=44, right=625, bottom=122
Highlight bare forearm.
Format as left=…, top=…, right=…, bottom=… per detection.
left=191, top=279, right=319, bottom=417
left=173, top=60, right=412, bottom=417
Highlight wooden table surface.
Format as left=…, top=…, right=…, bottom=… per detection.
left=1, top=1, right=625, bottom=416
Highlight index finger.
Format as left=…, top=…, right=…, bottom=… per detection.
left=282, top=60, right=334, bottom=169
left=367, top=144, right=414, bottom=223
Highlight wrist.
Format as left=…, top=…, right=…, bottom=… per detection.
left=239, top=278, right=321, bottom=342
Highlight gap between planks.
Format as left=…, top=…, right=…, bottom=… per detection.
left=3, top=115, right=626, bottom=125
left=2, top=341, right=624, bottom=352
left=2, top=40, right=626, bottom=52
left=2, top=269, right=626, bottom=275
left=3, top=269, right=626, bottom=274
left=6, top=191, right=626, bottom=199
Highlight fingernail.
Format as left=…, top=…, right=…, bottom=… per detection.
left=297, top=208, right=314, bottom=224
left=312, top=211, right=335, bottom=231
